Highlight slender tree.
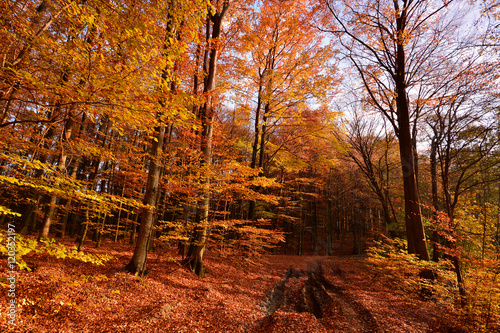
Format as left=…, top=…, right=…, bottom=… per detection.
left=125, top=0, right=205, bottom=275
left=185, top=0, right=230, bottom=277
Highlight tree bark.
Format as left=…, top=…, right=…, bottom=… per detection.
left=39, top=108, right=76, bottom=238
left=124, top=0, right=181, bottom=276
left=248, top=73, right=264, bottom=221
left=394, top=2, right=429, bottom=260
left=185, top=2, right=229, bottom=277
left=430, top=137, right=441, bottom=262
left=124, top=124, right=165, bottom=275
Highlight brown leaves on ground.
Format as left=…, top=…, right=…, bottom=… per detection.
left=1, top=239, right=466, bottom=332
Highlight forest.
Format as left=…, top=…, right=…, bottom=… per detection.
left=1, top=0, right=499, bottom=331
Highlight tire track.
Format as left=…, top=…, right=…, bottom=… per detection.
left=257, top=259, right=380, bottom=332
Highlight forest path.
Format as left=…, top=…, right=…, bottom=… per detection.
left=257, top=257, right=380, bottom=332
left=5, top=242, right=457, bottom=333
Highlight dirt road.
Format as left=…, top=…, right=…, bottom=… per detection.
left=258, top=258, right=380, bottom=332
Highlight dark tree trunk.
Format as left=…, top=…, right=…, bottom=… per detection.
left=394, top=4, right=429, bottom=260
left=248, top=81, right=263, bottom=221
left=77, top=210, right=90, bottom=252
left=185, top=2, right=229, bottom=277
left=39, top=109, right=76, bottom=238
left=124, top=1, right=182, bottom=275
left=352, top=220, right=362, bottom=255
left=430, top=138, right=441, bottom=262
left=124, top=124, right=165, bottom=276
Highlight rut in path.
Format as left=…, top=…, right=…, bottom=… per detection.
left=260, top=261, right=380, bottom=332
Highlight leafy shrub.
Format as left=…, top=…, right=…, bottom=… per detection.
left=463, top=259, right=500, bottom=332
left=0, top=232, right=113, bottom=271
left=208, top=219, right=285, bottom=257
left=0, top=205, right=20, bottom=217
left=366, top=237, right=458, bottom=304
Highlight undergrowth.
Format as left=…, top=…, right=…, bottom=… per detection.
left=366, top=237, right=500, bottom=332
left=0, top=232, right=113, bottom=271
left=366, top=238, right=457, bottom=304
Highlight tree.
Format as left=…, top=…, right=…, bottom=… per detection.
left=185, top=0, right=230, bottom=277
left=323, top=0, right=473, bottom=260
left=232, top=0, right=334, bottom=219
left=423, top=58, right=498, bottom=301
left=343, top=110, right=401, bottom=236
left=124, top=0, right=207, bottom=276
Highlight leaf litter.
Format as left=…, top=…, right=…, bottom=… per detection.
left=0, top=239, right=465, bottom=332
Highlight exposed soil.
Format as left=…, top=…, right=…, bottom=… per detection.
left=258, top=259, right=379, bottom=332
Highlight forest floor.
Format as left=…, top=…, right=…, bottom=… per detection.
left=1, top=238, right=467, bottom=332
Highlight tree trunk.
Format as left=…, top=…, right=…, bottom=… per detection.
left=430, top=138, right=441, bottom=262
left=20, top=101, right=60, bottom=234
left=396, top=91, right=429, bottom=260
left=185, top=3, right=229, bottom=277
left=124, top=124, right=165, bottom=276
left=124, top=1, right=181, bottom=275
left=258, top=103, right=269, bottom=172
left=248, top=72, right=267, bottom=220
left=298, top=222, right=304, bottom=256
left=453, top=256, right=467, bottom=307
left=129, top=214, right=139, bottom=245
left=394, top=6, right=429, bottom=260
left=77, top=210, right=90, bottom=252
left=39, top=108, right=76, bottom=239
left=352, top=220, right=362, bottom=255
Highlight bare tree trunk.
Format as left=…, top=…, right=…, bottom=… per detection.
left=129, top=214, right=139, bottom=245
left=124, top=1, right=181, bottom=276
left=248, top=78, right=263, bottom=221
left=114, top=183, right=126, bottom=242
left=124, top=124, right=165, bottom=275
left=430, top=138, right=441, bottom=262
left=77, top=209, right=90, bottom=252
left=394, top=4, right=429, bottom=260
left=39, top=108, right=76, bottom=238
left=57, top=155, right=82, bottom=238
